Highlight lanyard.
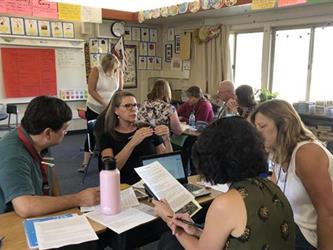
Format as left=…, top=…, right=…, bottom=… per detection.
left=17, top=126, right=49, bottom=195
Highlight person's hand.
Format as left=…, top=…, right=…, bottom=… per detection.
left=226, top=98, right=238, bottom=113
left=152, top=199, right=174, bottom=224
left=154, top=125, right=170, bottom=142
left=171, top=213, right=200, bottom=237
left=76, top=187, right=100, bottom=207
left=130, top=127, right=154, bottom=147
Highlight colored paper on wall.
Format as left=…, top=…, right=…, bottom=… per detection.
left=1, top=48, right=57, bottom=98
left=278, top=0, right=306, bottom=7
left=32, top=0, right=58, bottom=19
left=0, top=2, right=6, bottom=13
left=58, top=3, right=81, bottom=21
left=81, top=6, right=102, bottom=23
left=252, top=0, right=276, bottom=10
left=180, top=32, right=191, bottom=60
left=5, top=0, right=32, bottom=16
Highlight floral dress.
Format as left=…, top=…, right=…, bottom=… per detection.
left=137, top=99, right=175, bottom=127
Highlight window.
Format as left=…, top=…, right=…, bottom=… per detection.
left=310, top=26, right=333, bottom=101
left=232, top=32, right=263, bottom=91
left=271, top=28, right=311, bottom=103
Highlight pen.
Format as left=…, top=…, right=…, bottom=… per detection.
left=167, top=216, right=204, bottom=229
left=41, top=161, right=55, bottom=167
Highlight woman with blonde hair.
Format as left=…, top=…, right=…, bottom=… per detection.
left=79, top=54, right=124, bottom=172
left=251, top=99, right=333, bottom=249
left=138, top=79, right=183, bottom=135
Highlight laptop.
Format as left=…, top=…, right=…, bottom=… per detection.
left=140, top=151, right=211, bottom=198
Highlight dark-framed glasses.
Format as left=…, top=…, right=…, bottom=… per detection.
left=119, top=103, right=138, bottom=110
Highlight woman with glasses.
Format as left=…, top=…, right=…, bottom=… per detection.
left=95, top=91, right=172, bottom=185
left=78, top=54, right=123, bottom=173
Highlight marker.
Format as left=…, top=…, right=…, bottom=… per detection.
left=167, top=216, right=204, bottom=229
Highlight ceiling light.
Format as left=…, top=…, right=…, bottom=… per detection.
left=47, top=0, right=195, bottom=12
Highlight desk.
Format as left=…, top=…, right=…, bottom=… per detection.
left=0, top=181, right=220, bottom=250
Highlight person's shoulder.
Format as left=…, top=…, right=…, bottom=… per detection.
left=211, top=189, right=242, bottom=214
left=295, top=141, right=325, bottom=158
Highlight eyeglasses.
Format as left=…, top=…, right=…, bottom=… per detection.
left=118, top=103, right=138, bottom=110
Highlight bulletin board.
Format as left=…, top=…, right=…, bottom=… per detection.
left=0, top=36, right=87, bottom=103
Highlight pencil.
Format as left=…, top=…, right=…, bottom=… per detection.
left=167, top=216, right=204, bottom=229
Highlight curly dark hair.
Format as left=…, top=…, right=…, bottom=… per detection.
left=192, top=117, right=268, bottom=184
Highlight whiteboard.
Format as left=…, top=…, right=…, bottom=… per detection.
left=0, top=36, right=87, bottom=103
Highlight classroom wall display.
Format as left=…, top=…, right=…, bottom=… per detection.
left=90, top=53, right=100, bottom=67
left=131, top=27, right=140, bottom=41
left=24, top=19, right=38, bottom=36
left=167, top=27, right=175, bottom=41
left=123, top=44, right=137, bottom=88
left=139, top=42, right=148, bottom=56
left=138, top=56, right=147, bottom=70
left=38, top=20, right=51, bottom=37
left=171, top=56, right=182, bottom=71
left=1, top=48, right=57, bottom=98
left=89, top=38, right=98, bottom=53
left=149, top=28, right=157, bottom=42
left=51, top=21, right=63, bottom=38
left=154, top=57, right=162, bottom=70
left=10, top=17, right=24, bottom=35
left=165, top=44, right=173, bottom=62
left=98, top=38, right=108, bottom=53
left=0, top=16, right=11, bottom=34
left=63, top=22, right=74, bottom=38
left=32, top=0, right=58, bottom=19
left=148, top=42, right=156, bottom=56
left=147, top=56, right=154, bottom=70
left=174, top=35, right=181, bottom=54
left=124, top=26, right=131, bottom=41
left=141, top=27, right=149, bottom=42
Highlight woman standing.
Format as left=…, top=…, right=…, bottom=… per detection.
left=78, top=54, right=123, bottom=172
left=251, top=99, right=333, bottom=249
left=95, top=91, right=172, bottom=185
left=137, top=79, right=183, bottom=135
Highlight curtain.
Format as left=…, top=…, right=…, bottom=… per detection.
left=189, top=25, right=231, bottom=95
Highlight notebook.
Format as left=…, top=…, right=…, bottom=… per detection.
left=140, top=151, right=210, bottom=198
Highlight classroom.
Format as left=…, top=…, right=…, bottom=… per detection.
left=0, top=0, right=333, bottom=249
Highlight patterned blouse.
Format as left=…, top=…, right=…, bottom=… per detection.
left=225, top=178, right=295, bottom=250
left=137, top=99, right=175, bottom=127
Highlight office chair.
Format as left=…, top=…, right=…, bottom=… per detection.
left=7, top=104, right=18, bottom=128
left=82, top=119, right=98, bottom=184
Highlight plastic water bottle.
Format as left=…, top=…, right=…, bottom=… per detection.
left=189, top=112, right=196, bottom=128
left=100, top=157, right=121, bottom=215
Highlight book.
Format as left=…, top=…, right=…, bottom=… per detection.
left=23, top=213, right=74, bottom=249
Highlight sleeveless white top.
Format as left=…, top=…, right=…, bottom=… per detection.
left=86, top=65, right=119, bottom=114
left=275, top=140, right=333, bottom=248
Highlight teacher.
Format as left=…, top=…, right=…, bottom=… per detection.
left=78, top=54, right=124, bottom=172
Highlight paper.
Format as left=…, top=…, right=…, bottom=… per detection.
left=135, top=162, right=194, bottom=212
left=251, top=0, right=276, bottom=10
left=35, top=216, right=98, bottom=250
left=198, top=181, right=229, bottom=193
left=81, top=6, right=102, bottom=23
left=135, top=203, right=156, bottom=217
left=58, top=3, right=81, bottom=21
left=81, top=187, right=139, bottom=213
left=32, top=0, right=58, bottom=19
left=86, top=207, right=155, bottom=234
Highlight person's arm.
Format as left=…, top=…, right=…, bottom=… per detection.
left=195, top=101, right=212, bottom=122
left=170, top=112, right=184, bottom=135
left=11, top=187, right=100, bottom=218
left=295, top=143, right=333, bottom=249
left=177, top=103, right=189, bottom=123
left=50, top=167, right=61, bottom=196
left=87, top=67, right=108, bottom=107
left=101, top=127, right=154, bottom=169
left=154, top=125, right=172, bottom=154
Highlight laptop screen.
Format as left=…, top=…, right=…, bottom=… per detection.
left=141, top=152, right=186, bottom=181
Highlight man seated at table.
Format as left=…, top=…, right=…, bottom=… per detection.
left=0, top=96, right=99, bottom=218
left=215, top=80, right=236, bottom=119
left=177, top=86, right=214, bottom=124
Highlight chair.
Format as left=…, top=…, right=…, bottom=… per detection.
left=82, top=119, right=98, bottom=183
left=6, top=104, right=18, bottom=128
left=0, top=104, right=8, bottom=122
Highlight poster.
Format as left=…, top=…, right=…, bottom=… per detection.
left=139, top=42, right=148, bottom=56
left=63, top=22, right=74, bottom=38
left=0, top=16, right=11, bottom=34
left=148, top=43, right=156, bottom=56
left=38, top=20, right=51, bottom=37
left=98, top=38, right=108, bottom=53
left=165, top=44, right=173, bottom=62
left=10, top=17, right=24, bottom=35
left=6, top=0, right=32, bottom=16
left=124, top=26, right=131, bottom=41
left=174, top=35, right=181, bottom=54
left=154, top=57, right=162, bottom=70
left=167, top=27, right=175, bottom=41
left=123, top=45, right=137, bottom=88
left=25, top=19, right=38, bottom=36
left=58, top=3, right=81, bottom=21
left=147, top=56, right=154, bottom=70
left=171, top=56, right=182, bottom=71
left=141, top=27, right=149, bottom=42
left=51, top=22, right=63, bottom=38
left=89, top=39, right=99, bottom=53
left=138, top=56, right=147, bottom=70
left=32, top=0, right=58, bottom=19
left=90, top=53, right=100, bottom=67
left=150, top=28, right=157, bottom=42
left=131, top=27, right=141, bottom=41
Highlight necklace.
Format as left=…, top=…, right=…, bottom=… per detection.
left=276, top=163, right=288, bottom=193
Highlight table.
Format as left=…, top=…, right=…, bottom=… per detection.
left=0, top=178, right=220, bottom=250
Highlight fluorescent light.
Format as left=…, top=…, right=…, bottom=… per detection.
left=47, top=0, right=194, bottom=12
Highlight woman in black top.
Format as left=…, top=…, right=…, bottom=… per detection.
left=95, top=91, right=172, bottom=184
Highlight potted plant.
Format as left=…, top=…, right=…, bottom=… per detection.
left=259, top=89, right=278, bottom=103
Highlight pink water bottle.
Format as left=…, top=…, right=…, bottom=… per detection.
left=100, top=157, right=121, bottom=215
